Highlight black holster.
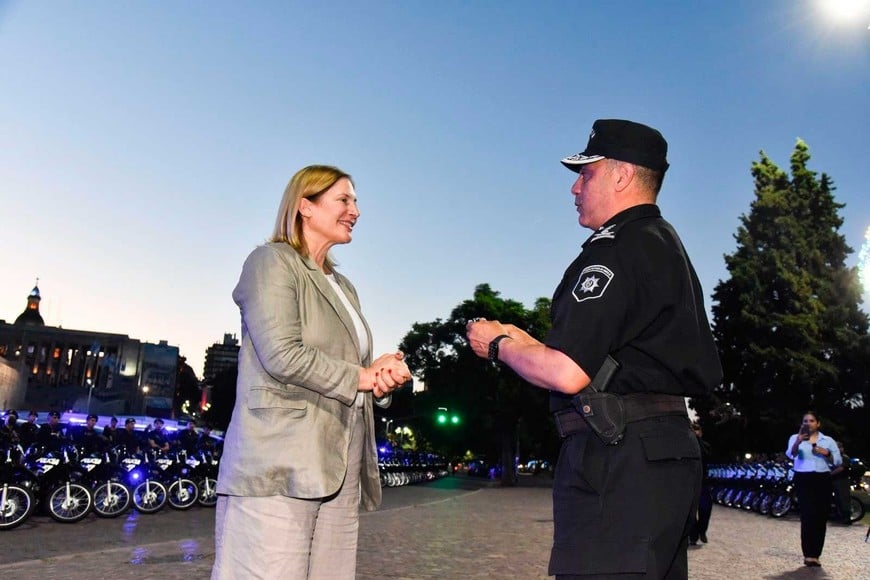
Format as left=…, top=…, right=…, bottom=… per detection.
left=574, top=391, right=626, bottom=445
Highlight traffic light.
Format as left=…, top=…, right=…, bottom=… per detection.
left=436, top=407, right=460, bottom=426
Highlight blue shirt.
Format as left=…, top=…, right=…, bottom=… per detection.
left=786, top=431, right=841, bottom=473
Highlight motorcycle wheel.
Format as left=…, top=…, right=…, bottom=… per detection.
left=167, top=478, right=198, bottom=510
left=133, top=480, right=167, bottom=514
left=750, top=492, right=763, bottom=512
left=759, top=493, right=773, bottom=515
left=849, top=495, right=865, bottom=523
left=93, top=480, right=132, bottom=518
left=47, top=482, right=93, bottom=523
left=196, top=477, right=218, bottom=507
left=0, top=483, right=35, bottom=530
left=770, top=494, right=792, bottom=518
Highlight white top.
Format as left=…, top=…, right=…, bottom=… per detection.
left=325, top=273, right=368, bottom=408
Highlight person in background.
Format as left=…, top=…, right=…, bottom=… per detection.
left=178, top=420, right=200, bottom=453
left=212, top=164, right=411, bottom=579
left=75, top=413, right=106, bottom=454
left=147, top=418, right=171, bottom=453
left=689, top=422, right=713, bottom=545
left=38, top=410, right=68, bottom=448
left=18, top=410, right=40, bottom=448
left=198, top=423, right=220, bottom=454
left=0, top=410, right=20, bottom=447
left=102, top=416, right=119, bottom=445
left=786, top=411, right=841, bottom=567
left=829, top=440, right=852, bottom=525
left=115, top=418, right=141, bottom=454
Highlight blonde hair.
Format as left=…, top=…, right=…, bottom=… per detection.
left=270, top=165, right=353, bottom=272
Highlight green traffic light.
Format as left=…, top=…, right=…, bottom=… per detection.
left=437, top=413, right=447, bottom=424
left=450, top=415, right=460, bottom=425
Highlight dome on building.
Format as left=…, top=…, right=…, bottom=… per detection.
left=14, top=284, right=45, bottom=327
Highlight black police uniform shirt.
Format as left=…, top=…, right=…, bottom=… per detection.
left=545, top=204, right=722, bottom=411
left=76, top=426, right=105, bottom=453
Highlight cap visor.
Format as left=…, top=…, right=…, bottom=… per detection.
left=561, top=153, right=605, bottom=172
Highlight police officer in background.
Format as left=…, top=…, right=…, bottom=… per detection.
left=102, top=416, right=119, bottom=445
left=75, top=414, right=106, bottom=454
left=38, top=410, right=69, bottom=449
left=468, top=119, right=722, bottom=579
left=115, top=418, right=141, bottom=454
left=18, top=411, right=40, bottom=448
left=0, top=410, right=20, bottom=447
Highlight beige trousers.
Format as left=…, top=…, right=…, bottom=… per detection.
left=212, top=408, right=364, bottom=579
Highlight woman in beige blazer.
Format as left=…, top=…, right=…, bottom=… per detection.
left=212, top=165, right=411, bottom=579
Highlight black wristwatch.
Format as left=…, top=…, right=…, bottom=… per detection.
left=488, top=334, right=512, bottom=362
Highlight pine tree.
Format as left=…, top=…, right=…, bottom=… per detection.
left=708, top=140, right=869, bottom=457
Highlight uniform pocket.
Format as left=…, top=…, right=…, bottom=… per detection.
left=247, top=386, right=308, bottom=415
left=640, top=426, right=700, bottom=462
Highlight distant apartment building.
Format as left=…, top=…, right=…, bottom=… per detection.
left=203, top=333, right=239, bottom=385
left=0, top=283, right=179, bottom=416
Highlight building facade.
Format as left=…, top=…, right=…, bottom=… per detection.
left=0, top=284, right=179, bottom=416
left=203, top=333, right=239, bottom=385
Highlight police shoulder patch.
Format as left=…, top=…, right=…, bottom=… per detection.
left=571, top=265, right=614, bottom=302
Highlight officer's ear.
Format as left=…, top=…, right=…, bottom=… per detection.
left=612, top=161, right=635, bottom=193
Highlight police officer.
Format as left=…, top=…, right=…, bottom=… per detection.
left=102, top=416, right=119, bottom=445
left=147, top=418, right=171, bottom=453
left=18, top=410, right=40, bottom=448
left=467, top=119, right=722, bottom=579
left=38, top=410, right=69, bottom=448
left=75, top=413, right=106, bottom=454
left=0, top=410, right=20, bottom=447
left=177, top=420, right=200, bottom=453
left=115, top=418, right=142, bottom=454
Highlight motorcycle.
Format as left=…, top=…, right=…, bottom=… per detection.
left=185, top=449, right=219, bottom=507
left=153, top=450, right=199, bottom=510
left=78, top=445, right=132, bottom=518
left=118, top=447, right=167, bottom=514
left=0, top=444, right=35, bottom=530
left=24, top=443, right=92, bottom=523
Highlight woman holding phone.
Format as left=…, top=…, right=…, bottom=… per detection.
left=785, top=411, right=842, bottom=567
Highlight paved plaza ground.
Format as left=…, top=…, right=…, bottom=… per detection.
left=1, top=482, right=867, bottom=578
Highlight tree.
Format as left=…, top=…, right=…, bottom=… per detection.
left=707, top=140, right=870, bottom=457
left=399, top=284, right=557, bottom=485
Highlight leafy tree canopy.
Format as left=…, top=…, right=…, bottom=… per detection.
left=397, top=284, right=557, bottom=485
left=705, top=140, right=870, bottom=458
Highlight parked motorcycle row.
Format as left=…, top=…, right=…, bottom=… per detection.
left=707, top=457, right=866, bottom=523
left=1, top=442, right=449, bottom=530
left=378, top=450, right=449, bottom=487
left=0, top=442, right=219, bottom=530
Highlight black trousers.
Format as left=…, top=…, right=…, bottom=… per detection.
left=550, top=416, right=700, bottom=579
left=689, top=483, right=712, bottom=542
left=794, top=471, right=831, bottom=558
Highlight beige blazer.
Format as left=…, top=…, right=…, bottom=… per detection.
left=216, top=242, right=384, bottom=510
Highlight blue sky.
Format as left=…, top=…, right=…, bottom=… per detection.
left=1, top=1, right=868, bottom=376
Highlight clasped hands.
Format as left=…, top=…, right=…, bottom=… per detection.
left=361, top=351, right=412, bottom=398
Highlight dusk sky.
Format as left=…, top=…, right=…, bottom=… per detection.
left=2, top=1, right=868, bottom=376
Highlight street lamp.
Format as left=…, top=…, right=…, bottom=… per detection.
left=86, top=379, right=94, bottom=414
